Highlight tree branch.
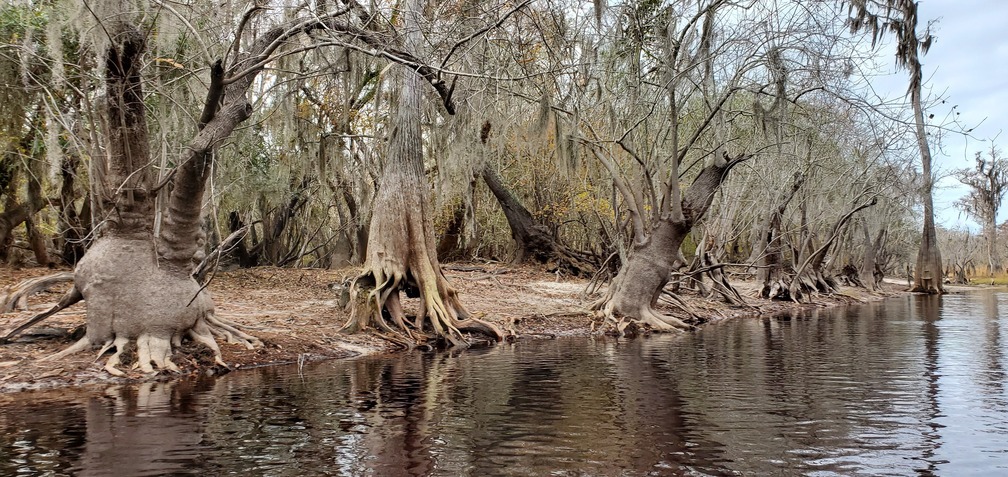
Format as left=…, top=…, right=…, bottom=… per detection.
left=585, top=144, right=647, bottom=245
left=438, top=0, right=532, bottom=73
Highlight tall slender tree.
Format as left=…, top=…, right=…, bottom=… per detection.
left=846, top=0, right=943, bottom=293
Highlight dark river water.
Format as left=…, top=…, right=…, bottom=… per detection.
left=3, top=292, right=1008, bottom=476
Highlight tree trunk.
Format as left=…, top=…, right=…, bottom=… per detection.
left=54, top=28, right=238, bottom=373
left=435, top=200, right=472, bottom=262
left=860, top=223, right=886, bottom=291
left=244, top=177, right=311, bottom=266
left=756, top=172, right=803, bottom=299
left=24, top=217, right=51, bottom=267
left=345, top=1, right=500, bottom=346
left=909, top=53, right=944, bottom=294
left=58, top=154, right=89, bottom=265
left=327, top=160, right=369, bottom=266
left=984, top=221, right=999, bottom=276
left=227, top=211, right=257, bottom=268
left=48, top=23, right=276, bottom=373
left=99, top=29, right=155, bottom=238
left=757, top=209, right=789, bottom=299
left=598, top=218, right=692, bottom=331
left=24, top=160, right=51, bottom=267
left=784, top=197, right=876, bottom=301
left=0, top=110, right=50, bottom=263
left=482, top=162, right=595, bottom=276
left=594, top=154, right=747, bottom=331
left=0, top=204, right=33, bottom=262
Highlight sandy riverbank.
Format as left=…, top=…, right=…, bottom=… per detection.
left=1, top=264, right=908, bottom=392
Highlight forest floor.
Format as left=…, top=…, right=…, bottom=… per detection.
left=0, top=263, right=913, bottom=393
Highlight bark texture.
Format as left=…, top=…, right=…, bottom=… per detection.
left=482, top=164, right=595, bottom=276
left=594, top=154, right=746, bottom=332
left=45, top=23, right=266, bottom=373
left=344, top=1, right=501, bottom=346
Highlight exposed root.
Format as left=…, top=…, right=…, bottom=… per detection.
left=136, top=334, right=180, bottom=373
left=594, top=290, right=694, bottom=336
left=455, top=318, right=505, bottom=339
left=187, top=320, right=228, bottom=367
left=36, top=311, right=260, bottom=375
left=41, top=335, right=92, bottom=362
left=636, top=306, right=693, bottom=332
left=344, top=268, right=503, bottom=348
left=1, top=272, right=74, bottom=312
left=1, top=285, right=83, bottom=344
left=102, top=336, right=130, bottom=376
left=657, top=289, right=702, bottom=322
left=205, top=313, right=262, bottom=349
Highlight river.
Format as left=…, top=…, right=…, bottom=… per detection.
left=2, top=292, right=1008, bottom=475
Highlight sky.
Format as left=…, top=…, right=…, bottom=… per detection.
left=868, top=0, right=1008, bottom=230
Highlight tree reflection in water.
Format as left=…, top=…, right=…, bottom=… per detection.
left=3, top=292, right=1008, bottom=475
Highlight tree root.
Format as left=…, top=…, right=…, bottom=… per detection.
left=593, top=293, right=694, bottom=336
left=1, top=272, right=74, bottom=312
left=635, top=306, right=693, bottom=332
left=1, top=285, right=83, bottom=344
left=204, top=313, right=263, bottom=348
left=657, top=288, right=702, bottom=321
left=40, top=311, right=261, bottom=376
left=344, top=269, right=503, bottom=348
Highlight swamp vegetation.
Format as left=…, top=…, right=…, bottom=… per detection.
left=1, top=0, right=1006, bottom=375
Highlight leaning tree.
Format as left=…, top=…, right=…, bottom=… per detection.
left=582, top=0, right=838, bottom=330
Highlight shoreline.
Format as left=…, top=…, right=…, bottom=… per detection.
left=0, top=264, right=945, bottom=393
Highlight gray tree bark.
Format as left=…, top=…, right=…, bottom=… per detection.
left=345, top=0, right=501, bottom=346
left=594, top=154, right=747, bottom=331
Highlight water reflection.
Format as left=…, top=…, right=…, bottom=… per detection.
left=3, top=292, right=1008, bottom=475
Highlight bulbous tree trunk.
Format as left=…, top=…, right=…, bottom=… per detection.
left=46, top=21, right=287, bottom=373
left=344, top=1, right=501, bottom=346
left=594, top=154, right=747, bottom=331
left=47, top=27, right=246, bottom=374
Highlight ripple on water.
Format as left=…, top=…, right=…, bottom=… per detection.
left=5, top=293, right=1008, bottom=474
